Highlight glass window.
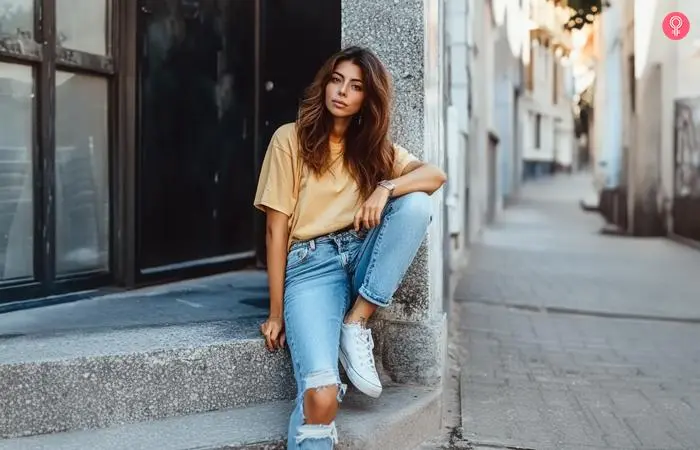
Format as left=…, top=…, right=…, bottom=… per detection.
left=0, top=62, right=34, bottom=281
left=55, top=71, right=109, bottom=275
left=0, top=0, right=34, bottom=41
left=56, top=0, right=109, bottom=55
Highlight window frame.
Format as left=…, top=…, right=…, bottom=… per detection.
left=0, top=0, right=126, bottom=304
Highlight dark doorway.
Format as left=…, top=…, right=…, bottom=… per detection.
left=137, top=0, right=257, bottom=273
left=137, top=0, right=340, bottom=276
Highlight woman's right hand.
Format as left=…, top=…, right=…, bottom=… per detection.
left=260, top=316, right=286, bottom=352
left=262, top=208, right=289, bottom=352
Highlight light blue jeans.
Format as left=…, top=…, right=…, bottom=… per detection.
left=282, top=192, right=432, bottom=449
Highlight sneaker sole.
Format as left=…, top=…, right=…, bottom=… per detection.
left=339, top=349, right=382, bottom=398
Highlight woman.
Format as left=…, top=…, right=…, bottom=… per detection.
left=254, top=46, right=446, bottom=449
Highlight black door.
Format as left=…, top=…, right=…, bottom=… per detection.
left=255, top=0, right=341, bottom=265
left=137, top=0, right=340, bottom=276
left=138, top=0, right=256, bottom=274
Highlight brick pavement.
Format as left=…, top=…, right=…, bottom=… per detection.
left=451, top=174, right=700, bottom=450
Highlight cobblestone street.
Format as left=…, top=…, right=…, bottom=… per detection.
left=453, top=174, right=700, bottom=450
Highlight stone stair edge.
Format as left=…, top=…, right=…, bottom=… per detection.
left=0, top=385, right=441, bottom=450
left=0, top=318, right=270, bottom=364
left=0, top=280, right=436, bottom=440
left=0, top=319, right=296, bottom=439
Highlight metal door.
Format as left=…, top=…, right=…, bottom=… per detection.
left=137, top=0, right=257, bottom=274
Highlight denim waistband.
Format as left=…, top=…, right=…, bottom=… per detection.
left=290, top=227, right=362, bottom=251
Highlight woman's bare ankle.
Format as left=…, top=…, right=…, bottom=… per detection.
left=344, top=297, right=378, bottom=326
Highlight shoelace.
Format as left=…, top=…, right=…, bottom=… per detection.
left=355, top=328, right=376, bottom=368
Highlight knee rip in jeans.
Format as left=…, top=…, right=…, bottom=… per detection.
left=296, top=369, right=347, bottom=445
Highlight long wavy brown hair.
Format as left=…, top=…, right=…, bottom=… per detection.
left=296, top=46, right=395, bottom=199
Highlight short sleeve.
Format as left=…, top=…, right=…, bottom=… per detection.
left=392, top=144, right=419, bottom=178
left=253, top=126, right=297, bottom=216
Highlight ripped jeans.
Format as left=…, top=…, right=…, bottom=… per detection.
left=282, top=192, right=432, bottom=449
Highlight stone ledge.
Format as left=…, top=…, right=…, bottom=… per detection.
left=0, top=386, right=441, bottom=450
left=0, top=270, right=446, bottom=440
left=0, top=319, right=294, bottom=439
left=379, top=315, right=447, bottom=385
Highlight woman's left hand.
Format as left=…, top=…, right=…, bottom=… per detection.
left=354, top=187, right=390, bottom=230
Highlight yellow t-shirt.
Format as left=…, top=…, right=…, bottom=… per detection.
left=253, top=122, right=418, bottom=247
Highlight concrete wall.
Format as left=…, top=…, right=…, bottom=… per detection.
left=494, top=69, right=516, bottom=197
left=464, top=0, right=494, bottom=240
left=484, top=3, right=498, bottom=220
left=591, top=0, right=700, bottom=235
left=632, top=0, right=700, bottom=234
left=443, top=0, right=531, bottom=274
left=443, top=0, right=531, bottom=253
left=342, top=0, right=447, bottom=384
left=444, top=0, right=470, bottom=262
left=493, top=1, right=526, bottom=202
left=593, top=1, right=624, bottom=189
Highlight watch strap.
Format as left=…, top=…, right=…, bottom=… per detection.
left=378, top=180, right=396, bottom=195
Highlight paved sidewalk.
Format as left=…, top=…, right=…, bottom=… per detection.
left=454, top=174, right=700, bottom=450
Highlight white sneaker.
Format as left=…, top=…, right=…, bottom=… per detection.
left=339, top=322, right=382, bottom=398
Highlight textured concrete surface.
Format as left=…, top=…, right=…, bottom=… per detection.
left=455, top=173, right=700, bottom=450
left=0, top=271, right=270, bottom=338
left=342, top=0, right=425, bottom=160
left=0, top=262, right=441, bottom=439
left=342, top=0, right=447, bottom=387
left=0, top=385, right=440, bottom=450
left=380, top=317, right=446, bottom=385
left=458, top=177, right=700, bottom=322
left=414, top=300, right=472, bottom=450
left=343, top=0, right=431, bottom=325
left=0, top=319, right=294, bottom=438
left=376, top=242, right=432, bottom=323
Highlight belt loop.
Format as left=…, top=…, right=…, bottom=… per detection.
left=309, top=239, right=316, bottom=251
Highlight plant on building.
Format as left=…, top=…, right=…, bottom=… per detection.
left=562, top=0, right=610, bottom=30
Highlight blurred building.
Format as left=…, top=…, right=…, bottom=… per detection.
left=590, top=0, right=700, bottom=243
left=521, top=0, right=577, bottom=179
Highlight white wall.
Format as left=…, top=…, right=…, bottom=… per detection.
left=443, top=0, right=504, bottom=252
left=633, top=0, right=700, bottom=230
left=523, top=39, right=558, bottom=162
left=428, top=0, right=447, bottom=314
left=443, top=0, right=533, bottom=250
left=444, top=0, right=470, bottom=259
left=639, top=0, right=700, bottom=195
left=466, top=0, right=489, bottom=242
left=593, top=1, right=624, bottom=189
left=493, top=0, right=526, bottom=200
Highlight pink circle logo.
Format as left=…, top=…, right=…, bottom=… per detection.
left=663, top=12, right=690, bottom=40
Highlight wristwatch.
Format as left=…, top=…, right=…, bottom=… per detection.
left=378, top=180, right=396, bottom=196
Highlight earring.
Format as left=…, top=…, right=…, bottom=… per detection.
left=357, top=114, right=363, bottom=125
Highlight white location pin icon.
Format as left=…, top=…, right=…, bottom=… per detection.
left=669, top=15, right=683, bottom=36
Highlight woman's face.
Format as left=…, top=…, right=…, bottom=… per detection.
left=325, top=60, right=365, bottom=119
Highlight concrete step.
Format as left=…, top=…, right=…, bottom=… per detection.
left=0, top=318, right=294, bottom=439
left=0, top=271, right=286, bottom=438
left=0, top=386, right=441, bottom=450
